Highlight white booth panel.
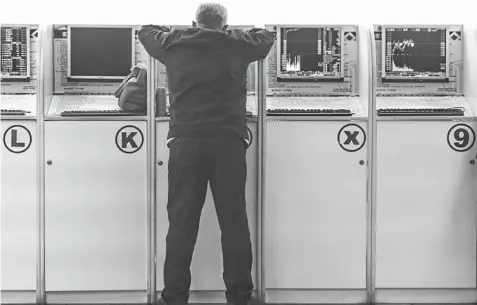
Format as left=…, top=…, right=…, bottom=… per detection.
left=155, top=121, right=258, bottom=294
left=375, top=288, right=477, bottom=304
left=1, top=120, right=37, bottom=291
left=264, top=120, right=368, bottom=290
left=44, top=121, right=147, bottom=291
left=376, top=121, right=477, bottom=289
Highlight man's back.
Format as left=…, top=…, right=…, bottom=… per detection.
left=140, top=5, right=275, bottom=305
left=138, top=26, right=274, bottom=140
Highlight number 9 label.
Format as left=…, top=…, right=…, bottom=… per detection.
left=447, top=124, right=475, bottom=152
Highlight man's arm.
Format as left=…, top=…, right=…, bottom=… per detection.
left=232, top=28, right=275, bottom=62
left=138, top=25, right=175, bottom=63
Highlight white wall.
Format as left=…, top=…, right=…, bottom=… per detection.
left=1, top=0, right=475, bottom=25
left=463, top=24, right=477, bottom=114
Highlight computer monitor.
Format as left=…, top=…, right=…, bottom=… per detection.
left=382, top=26, right=449, bottom=81
left=67, top=25, right=135, bottom=80
left=276, top=25, right=344, bottom=81
left=1, top=25, right=30, bottom=80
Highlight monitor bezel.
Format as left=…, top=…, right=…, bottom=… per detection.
left=381, top=24, right=450, bottom=81
left=228, top=25, right=254, bottom=31
left=0, top=24, right=31, bottom=80
left=276, top=24, right=345, bottom=80
left=67, top=24, right=135, bottom=80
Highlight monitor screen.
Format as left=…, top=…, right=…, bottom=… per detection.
left=68, top=26, right=134, bottom=80
left=277, top=26, right=343, bottom=80
left=1, top=25, right=30, bottom=79
left=382, top=27, right=448, bottom=80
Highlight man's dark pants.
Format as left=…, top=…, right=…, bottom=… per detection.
left=162, top=136, right=253, bottom=305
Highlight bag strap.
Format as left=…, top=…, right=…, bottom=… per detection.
left=114, top=73, right=135, bottom=98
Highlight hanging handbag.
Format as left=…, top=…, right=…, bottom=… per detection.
left=114, top=63, right=147, bottom=113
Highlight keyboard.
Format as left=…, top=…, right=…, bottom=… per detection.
left=377, top=108, right=465, bottom=116
left=267, top=108, right=353, bottom=116
left=164, top=111, right=254, bottom=117
left=1, top=94, right=36, bottom=114
left=1, top=109, right=29, bottom=115
left=50, top=95, right=120, bottom=116
left=61, top=110, right=143, bottom=117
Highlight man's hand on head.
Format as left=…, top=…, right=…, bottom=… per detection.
left=159, top=25, right=172, bottom=32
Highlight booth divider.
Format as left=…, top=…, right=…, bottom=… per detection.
left=147, top=53, right=157, bottom=304
left=256, top=58, right=266, bottom=303
left=36, top=23, right=49, bottom=305
left=367, top=24, right=378, bottom=305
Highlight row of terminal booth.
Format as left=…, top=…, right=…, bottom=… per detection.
left=1, top=23, right=477, bottom=304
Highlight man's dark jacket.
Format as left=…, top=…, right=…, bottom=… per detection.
left=138, top=25, right=274, bottom=141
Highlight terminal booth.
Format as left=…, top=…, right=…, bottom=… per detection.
left=373, top=25, right=477, bottom=303
left=42, top=25, right=149, bottom=302
left=1, top=24, right=39, bottom=304
left=262, top=24, right=370, bottom=304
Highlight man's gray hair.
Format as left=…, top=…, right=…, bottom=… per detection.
left=196, top=3, right=228, bottom=29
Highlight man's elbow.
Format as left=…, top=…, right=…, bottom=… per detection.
left=264, top=38, right=275, bottom=51
left=138, top=26, right=154, bottom=42
left=137, top=29, right=149, bottom=47
left=137, top=26, right=162, bottom=55
left=256, top=40, right=275, bottom=60
left=258, top=31, right=275, bottom=57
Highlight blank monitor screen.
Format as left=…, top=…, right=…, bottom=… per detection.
left=383, top=27, right=448, bottom=80
left=1, top=25, right=30, bottom=79
left=68, top=26, right=134, bottom=80
left=277, top=26, right=343, bottom=80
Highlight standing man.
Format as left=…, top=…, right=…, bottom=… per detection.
left=138, top=3, right=274, bottom=305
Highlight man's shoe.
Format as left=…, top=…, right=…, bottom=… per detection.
left=247, top=296, right=261, bottom=305
left=157, top=297, right=189, bottom=305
